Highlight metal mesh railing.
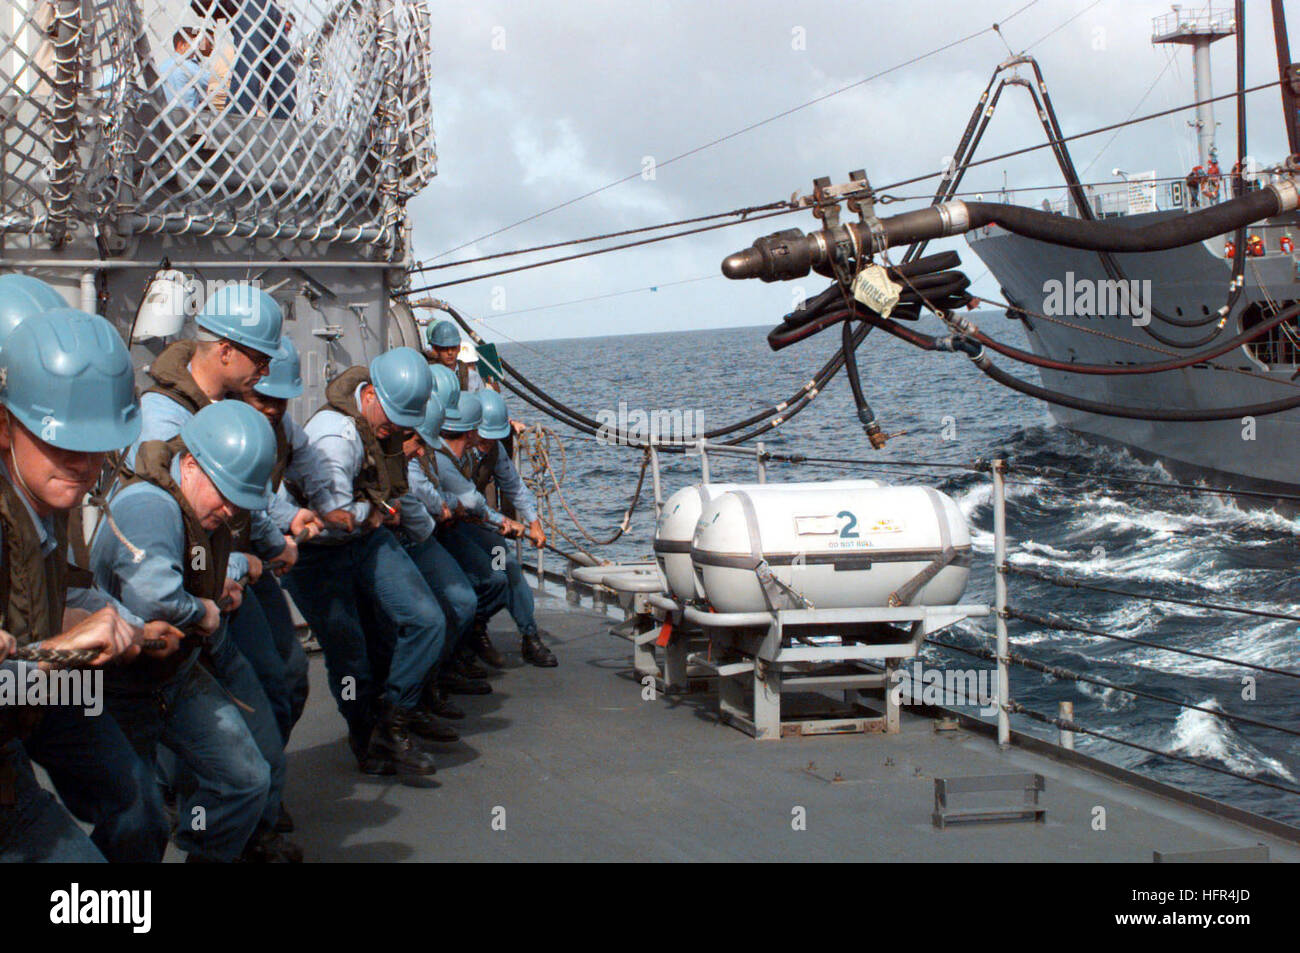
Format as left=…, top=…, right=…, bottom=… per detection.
left=1, top=0, right=136, bottom=240
left=0, top=0, right=436, bottom=246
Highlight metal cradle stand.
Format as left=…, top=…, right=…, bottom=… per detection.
left=571, top=565, right=713, bottom=694
left=682, top=604, right=990, bottom=740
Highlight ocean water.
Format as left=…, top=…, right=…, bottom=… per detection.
left=499, top=310, right=1300, bottom=825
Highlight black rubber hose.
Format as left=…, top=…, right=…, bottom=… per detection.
left=841, top=318, right=878, bottom=434
left=848, top=310, right=1300, bottom=422
left=1016, top=72, right=1226, bottom=334
left=452, top=300, right=855, bottom=445
left=970, top=300, right=1300, bottom=376
left=778, top=253, right=963, bottom=330
left=769, top=308, right=849, bottom=350
left=966, top=190, right=1284, bottom=253
left=968, top=349, right=1300, bottom=421
left=722, top=186, right=1294, bottom=280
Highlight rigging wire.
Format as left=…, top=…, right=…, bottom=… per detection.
left=1076, top=48, right=1180, bottom=181
left=873, top=79, right=1284, bottom=196
left=1006, top=607, right=1300, bottom=681
left=459, top=274, right=720, bottom=320
left=405, top=78, right=1284, bottom=297
left=1016, top=0, right=1102, bottom=53
left=406, top=204, right=788, bottom=277
left=425, top=0, right=1042, bottom=263
left=397, top=208, right=796, bottom=296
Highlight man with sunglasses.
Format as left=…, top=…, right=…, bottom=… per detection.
left=130, top=285, right=303, bottom=859
left=134, top=285, right=297, bottom=572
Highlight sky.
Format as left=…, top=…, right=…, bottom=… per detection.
left=408, top=1, right=1298, bottom=343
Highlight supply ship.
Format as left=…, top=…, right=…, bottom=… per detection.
left=965, top=7, right=1300, bottom=494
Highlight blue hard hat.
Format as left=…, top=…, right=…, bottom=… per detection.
left=429, top=363, right=460, bottom=415
left=180, top=400, right=276, bottom=511
left=254, top=336, right=303, bottom=399
left=0, top=309, right=140, bottom=452
left=425, top=319, right=461, bottom=349
left=415, top=392, right=445, bottom=448
left=196, top=284, right=283, bottom=357
left=0, top=274, right=65, bottom=350
left=368, top=347, right=432, bottom=429
left=442, top=391, right=482, bottom=433
left=476, top=389, right=511, bottom=440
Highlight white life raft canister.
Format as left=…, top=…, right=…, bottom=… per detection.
left=653, top=480, right=883, bottom=603
left=691, top=484, right=970, bottom=613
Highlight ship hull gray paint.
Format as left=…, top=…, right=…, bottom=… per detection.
left=967, top=210, right=1300, bottom=493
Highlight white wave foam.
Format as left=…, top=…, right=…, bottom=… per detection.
left=1168, top=699, right=1297, bottom=782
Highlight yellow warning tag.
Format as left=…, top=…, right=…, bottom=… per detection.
left=852, top=264, right=903, bottom=318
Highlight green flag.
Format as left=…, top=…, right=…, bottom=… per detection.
left=475, top=341, right=504, bottom=383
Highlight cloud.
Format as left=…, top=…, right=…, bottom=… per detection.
left=410, top=0, right=1296, bottom=341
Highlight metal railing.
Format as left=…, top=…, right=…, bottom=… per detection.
left=1151, top=9, right=1236, bottom=40
left=533, top=431, right=1300, bottom=814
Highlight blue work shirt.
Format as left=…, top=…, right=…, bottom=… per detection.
left=157, top=53, right=212, bottom=112
left=432, top=447, right=504, bottom=531
left=266, top=415, right=331, bottom=532
left=133, top=389, right=285, bottom=558
left=477, top=444, right=538, bottom=525
left=301, top=385, right=383, bottom=541
left=91, top=457, right=246, bottom=630
left=397, top=455, right=448, bottom=545
left=0, top=463, right=147, bottom=679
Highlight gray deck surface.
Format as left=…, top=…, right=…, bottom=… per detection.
left=285, top=596, right=1300, bottom=862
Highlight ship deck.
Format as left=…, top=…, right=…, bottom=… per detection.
left=278, top=595, right=1300, bottom=863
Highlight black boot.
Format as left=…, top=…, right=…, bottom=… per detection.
left=440, top=668, right=493, bottom=695
left=368, top=702, right=438, bottom=776
left=454, top=655, right=491, bottom=680
left=407, top=706, right=460, bottom=743
left=238, top=823, right=304, bottom=863
left=521, top=628, right=557, bottom=667
left=472, top=619, right=507, bottom=669
left=422, top=682, right=465, bottom=720
left=274, top=802, right=295, bottom=834
left=350, top=722, right=393, bottom=776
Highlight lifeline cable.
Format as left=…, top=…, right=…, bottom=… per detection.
left=1002, top=464, right=1300, bottom=505
left=925, top=637, right=1300, bottom=798
left=1006, top=564, right=1300, bottom=624
left=1006, top=607, right=1300, bottom=681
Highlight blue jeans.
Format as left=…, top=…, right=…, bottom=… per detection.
left=402, top=533, right=505, bottom=661
left=0, top=741, right=106, bottom=863
left=284, top=528, right=446, bottom=731
left=22, top=702, right=169, bottom=862
left=228, top=573, right=309, bottom=743
left=231, top=0, right=297, bottom=119
left=104, top=650, right=271, bottom=863
left=196, top=625, right=286, bottom=829
left=445, top=523, right=538, bottom=636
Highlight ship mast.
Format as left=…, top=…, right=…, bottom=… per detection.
left=1152, top=5, right=1237, bottom=169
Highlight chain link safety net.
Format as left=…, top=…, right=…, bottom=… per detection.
left=1, top=0, right=436, bottom=248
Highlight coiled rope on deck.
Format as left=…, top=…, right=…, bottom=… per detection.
left=514, top=425, right=651, bottom=564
